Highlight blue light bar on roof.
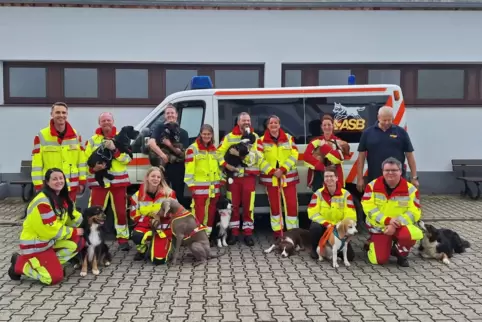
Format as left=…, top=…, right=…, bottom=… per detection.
left=191, top=76, right=213, bottom=90
left=348, top=75, right=356, bottom=85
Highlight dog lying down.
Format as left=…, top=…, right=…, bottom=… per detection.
left=264, top=228, right=312, bottom=258
left=87, top=125, right=139, bottom=188
left=317, top=218, right=358, bottom=268
left=418, top=220, right=471, bottom=265
left=155, top=198, right=227, bottom=266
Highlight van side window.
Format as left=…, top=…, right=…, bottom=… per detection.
left=175, top=100, right=206, bottom=146
left=217, top=98, right=306, bottom=144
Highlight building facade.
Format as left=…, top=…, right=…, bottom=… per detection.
left=1, top=2, right=482, bottom=196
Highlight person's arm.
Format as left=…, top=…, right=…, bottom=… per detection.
left=304, top=138, right=325, bottom=171
left=129, top=193, right=141, bottom=225
left=31, top=133, right=44, bottom=191
left=184, top=145, right=197, bottom=188
left=399, top=185, right=422, bottom=224
left=77, top=133, right=87, bottom=188
left=307, top=191, right=331, bottom=227
left=65, top=208, right=83, bottom=228
left=216, top=134, right=232, bottom=167
left=280, top=135, right=299, bottom=173
left=180, top=129, right=190, bottom=149
left=402, top=129, right=417, bottom=179
left=361, top=183, right=390, bottom=228
left=148, top=123, right=168, bottom=159
left=356, top=131, right=368, bottom=179
left=34, top=203, right=78, bottom=241
left=343, top=192, right=357, bottom=221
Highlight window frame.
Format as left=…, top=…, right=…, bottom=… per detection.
left=282, top=63, right=482, bottom=107
left=3, top=62, right=264, bottom=106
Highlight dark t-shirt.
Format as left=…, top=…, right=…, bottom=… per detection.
left=151, top=121, right=189, bottom=148
left=358, top=123, right=414, bottom=182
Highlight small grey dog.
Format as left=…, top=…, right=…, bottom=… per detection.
left=156, top=198, right=226, bottom=266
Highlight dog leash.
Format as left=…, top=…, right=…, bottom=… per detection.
left=278, top=176, right=284, bottom=238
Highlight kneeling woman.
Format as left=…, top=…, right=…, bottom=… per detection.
left=130, top=166, right=175, bottom=265
left=8, top=168, right=85, bottom=285
left=307, top=166, right=357, bottom=260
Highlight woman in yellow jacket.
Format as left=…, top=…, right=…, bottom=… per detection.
left=184, top=124, right=221, bottom=237
left=8, top=168, right=85, bottom=285
left=307, top=165, right=357, bottom=261
left=258, top=115, right=300, bottom=238
left=130, top=166, right=175, bottom=265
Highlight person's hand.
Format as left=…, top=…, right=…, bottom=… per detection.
left=229, top=148, right=240, bottom=156
left=273, top=169, right=283, bottom=179
left=225, top=164, right=239, bottom=172
left=104, top=140, right=116, bottom=151
left=356, top=177, right=365, bottom=193
left=150, top=217, right=160, bottom=230
left=159, top=152, right=168, bottom=164
left=76, top=228, right=84, bottom=236
left=93, top=162, right=106, bottom=172
left=174, top=147, right=183, bottom=156
left=384, top=224, right=396, bottom=236
left=389, top=218, right=401, bottom=228
left=411, top=177, right=420, bottom=188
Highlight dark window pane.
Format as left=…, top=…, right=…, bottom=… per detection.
left=218, top=98, right=305, bottom=144
left=115, top=69, right=148, bottom=99
left=9, top=67, right=47, bottom=98
left=417, top=69, right=464, bottom=99
left=305, top=95, right=389, bottom=143
left=166, top=69, right=198, bottom=96
left=368, top=70, right=401, bottom=86
left=318, top=70, right=351, bottom=86
left=214, top=70, right=260, bottom=89
left=64, top=68, right=98, bottom=98
left=284, top=70, right=302, bottom=87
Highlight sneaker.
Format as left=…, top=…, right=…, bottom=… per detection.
left=8, top=253, right=21, bottom=281
left=134, top=252, right=145, bottom=261
left=397, top=256, right=410, bottom=267
left=227, top=234, right=238, bottom=245
left=244, top=236, right=254, bottom=247
left=118, top=242, right=131, bottom=251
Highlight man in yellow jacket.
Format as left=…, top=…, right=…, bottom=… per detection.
left=217, top=112, right=272, bottom=246
left=361, top=157, right=423, bottom=267
left=31, top=102, right=86, bottom=202
left=84, top=112, right=132, bottom=251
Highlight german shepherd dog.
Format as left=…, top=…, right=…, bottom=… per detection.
left=87, top=125, right=139, bottom=188
left=80, top=206, right=113, bottom=276
left=223, top=127, right=257, bottom=184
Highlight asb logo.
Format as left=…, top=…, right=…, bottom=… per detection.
left=332, top=102, right=366, bottom=131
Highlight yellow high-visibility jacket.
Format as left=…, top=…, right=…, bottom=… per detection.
left=19, top=192, right=83, bottom=256
left=184, top=139, right=221, bottom=198
left=217, top=125, right=272, bottom=178
left=307, top=186, right=357, bottom=227
left=84, top=127, right=132, bottom=188
left=258, top=129, right=299, bottom=187
left=362, top=177, right=423, bottom=239
left=31, top=121, right=86, bottom=191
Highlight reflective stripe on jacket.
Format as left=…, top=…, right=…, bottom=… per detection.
left=362, top=177, right=422, bottom=234
left=258, top=129, right=299, bottom=187
left=31, top=121, right=86, bottom=191
left=19, top=192, right=83, bottom=256
left=304, top=135, right=345, bottom=188
left=216, top=125, right=269, bottom=177
left=84, top=127, right=132, bottom=188
left=307, top=185, right=356, bottom=227
left=129, top=185, right=176, bottom=230
left=184, top=139, right=221, bottom=198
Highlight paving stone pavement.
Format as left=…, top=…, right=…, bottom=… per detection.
left=1, top=196, right=482, bottom=321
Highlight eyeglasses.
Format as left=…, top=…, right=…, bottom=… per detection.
left=383, top=169, right=400, bottom=173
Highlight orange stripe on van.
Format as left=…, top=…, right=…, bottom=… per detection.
left=214, top=87, right=388, bottom=96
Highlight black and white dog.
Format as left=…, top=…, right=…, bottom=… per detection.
left=80, top=206, right=113, bottom=276
left=87, top=125, right=139, bottom=188
left=157, top=122, right=185, bottom=166
left=418, top=220, right=471, bottom=265
left=209, top=197, right=232, bottom=248
left=223, top=128, right=257, bottom=184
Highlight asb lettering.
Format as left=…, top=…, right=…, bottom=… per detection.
left=334, top=119, right=366, bottom=131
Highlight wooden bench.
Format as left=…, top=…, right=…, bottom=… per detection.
left=452, top=159, right=482, bottom=200
left=9, top=160, right=35, bottom=202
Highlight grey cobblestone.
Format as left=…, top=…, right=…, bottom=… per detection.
left=2, top=197, right=482, bottom=321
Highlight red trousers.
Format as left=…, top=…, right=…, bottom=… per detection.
left=192, top=195, right=219, bottom=236
left=228, top=176, right=256, bottom=236
left=90, top=186, right=128, bottom=243
left=266, top=184, right=299, bottom=237
left=15, top=235, right=85, bottom=285
left=367, top=226, right=417, bottom=265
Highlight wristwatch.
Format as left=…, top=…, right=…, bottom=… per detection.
left=412, top=176, right=419, bottom=180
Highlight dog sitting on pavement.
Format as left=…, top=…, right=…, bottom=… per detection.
left=209, top=197, right=232, bottom=248
left=154, top=198, right=226, bottom=266
left=264, top=228, right=312, bottom=258
left=418, top=220, right=471, bottom=265
left=316, top=218, right=358, bottom=268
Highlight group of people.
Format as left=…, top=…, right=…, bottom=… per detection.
left=8, top=101, right=423, bottom=286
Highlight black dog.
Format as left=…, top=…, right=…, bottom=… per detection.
left=87, top=125, right=139, bottom=188
left=223, top=128, right=257, bottom=184
left=418, top=221, right=471, bottom=265
left=80, top=206, right=112, bottom=276
left=209, top=197, right=233, bottom=248
left=158, top=122, right=185, bottom=166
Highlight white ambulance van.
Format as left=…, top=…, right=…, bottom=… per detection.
left=127, top=77, right=407, bottom=213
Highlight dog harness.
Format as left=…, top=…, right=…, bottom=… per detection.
left=318, top=225, right=347, bottom=251
left=170, top=208, right=208, bottom=241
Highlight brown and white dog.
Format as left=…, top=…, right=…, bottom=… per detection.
left=312, top=139, right=350, bottom=161
left=316, top=218, right=357, bottom=268
left=264, top=228, right=312, bottom=258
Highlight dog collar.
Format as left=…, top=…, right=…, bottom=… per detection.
left=334, top=228, right=347, bottom=249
